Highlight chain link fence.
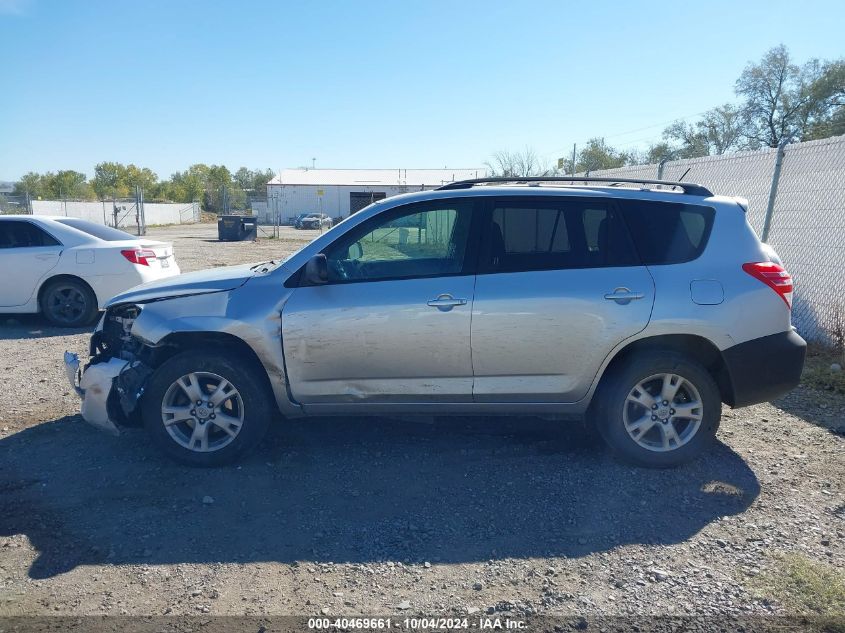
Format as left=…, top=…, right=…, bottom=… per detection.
left=583, top=135, right=845, bottom=343
left=0, top=193, right=30, bottom=214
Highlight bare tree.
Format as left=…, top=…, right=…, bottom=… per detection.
left=485, top=148, right=553, bottom=177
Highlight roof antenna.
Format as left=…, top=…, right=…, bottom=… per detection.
left=677, top=167, right=691, bottom=182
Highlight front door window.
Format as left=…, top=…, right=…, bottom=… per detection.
left=323, top=200, right=474, bottom=282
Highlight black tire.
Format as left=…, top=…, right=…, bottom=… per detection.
left=40, top=277, right=99, bottom=327
left=141, top=350, right=274, bottom=466
left=592, top=351, right=721, bottom=468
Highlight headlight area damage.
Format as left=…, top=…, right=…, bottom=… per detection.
left=64, top=303, right=154, bottom=434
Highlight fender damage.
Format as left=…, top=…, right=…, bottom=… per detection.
left=64, top=263, right=298, bottom=434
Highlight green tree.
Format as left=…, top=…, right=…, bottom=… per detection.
left=803, top=59, right=845, bottom=140
left=250, top=168, right=275, bottom=194
left=661, top=104, right=746, bottom=159
left=233, top=167, right=275, bottom=196
left=736, top=45, right=845, bottom=147
left=13, top=172, right=46, bottom=198
left=560, top=138, right=634, bottom=174
left=646, top=142, right=678, bottom=164
left=92, top=162, right=129, bottom=199
left=44, top=170, right=92, bottom=199
left=234, top=167, right=252, bottom=190
left=124, top=164, right=158, bottom=191
left=162, top=164, right=210, bottom=206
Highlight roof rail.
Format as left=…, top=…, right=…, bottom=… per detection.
left=437, top=176, right=713, bottom=197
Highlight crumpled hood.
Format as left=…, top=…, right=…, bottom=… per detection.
left=106, top=264, right=255, bottom=307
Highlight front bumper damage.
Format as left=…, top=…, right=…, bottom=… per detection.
left=64, top=352, right=127, bottom=435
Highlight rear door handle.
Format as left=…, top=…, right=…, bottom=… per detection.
left=604, top=287, right=645, bottom=304
left=427, top=294, right=467, bottom=311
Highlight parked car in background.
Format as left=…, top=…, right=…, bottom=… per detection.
left=292, top=213, right=311, bottom=228
left=296, top=213, right=333, bottom=229
left=65, top=177, right=805, bottom=467
left=0, top=215, right=180, bottom=327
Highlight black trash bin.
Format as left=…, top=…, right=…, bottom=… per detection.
left=218, top=215, right=257, bottom=241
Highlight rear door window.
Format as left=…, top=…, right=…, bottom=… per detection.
left=620, top=200, right=715, bottom=264
left=480, top=198, right=638, bottom=273
left=0, top=220, right=61, bottom=248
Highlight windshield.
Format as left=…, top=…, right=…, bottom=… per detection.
left=54, top=218, right=136, bottom=241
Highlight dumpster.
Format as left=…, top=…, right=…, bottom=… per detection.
left=217, top=215, right=257, bottom=241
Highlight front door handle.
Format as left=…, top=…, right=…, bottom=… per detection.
left=427, top=294, right=467, bottom=311
left=604, top=287, right=645, bottom=305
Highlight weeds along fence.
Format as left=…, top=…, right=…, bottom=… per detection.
left=583, top=135, right=845, bottom=344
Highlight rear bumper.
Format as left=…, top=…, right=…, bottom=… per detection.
left=722, top=329, right=806, bottom=407
left=89, top=265, right=181, bottom=309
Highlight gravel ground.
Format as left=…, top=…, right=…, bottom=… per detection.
left=0, top=223, right=843, bottom=620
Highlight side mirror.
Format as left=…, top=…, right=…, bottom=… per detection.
left=304, top=254, right=328, bottom=285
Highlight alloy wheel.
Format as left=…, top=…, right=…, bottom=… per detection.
left=622, top=372, right=704, bottom=452
left=45, top=284, right=89, bottom=325
left=161, top=372, right=245, bottom=453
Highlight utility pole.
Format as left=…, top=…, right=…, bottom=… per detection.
left=571, top=144, right=577, bottom=176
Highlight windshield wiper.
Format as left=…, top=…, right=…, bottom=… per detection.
left=250, top=260, right=278, bottom=273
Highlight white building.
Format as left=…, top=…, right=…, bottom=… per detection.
left=256, top=168, right=486, bottom=224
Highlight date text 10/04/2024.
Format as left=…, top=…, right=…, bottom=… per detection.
left=307, top=617, right=527, bottom=630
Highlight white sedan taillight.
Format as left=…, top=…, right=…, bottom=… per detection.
left=121, top=248, right=157, bottom=266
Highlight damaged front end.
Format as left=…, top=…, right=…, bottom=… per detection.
left=64, top=303, right=154, bottom=434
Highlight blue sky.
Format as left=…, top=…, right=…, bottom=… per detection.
left=1, top=0, right=843, bottom=181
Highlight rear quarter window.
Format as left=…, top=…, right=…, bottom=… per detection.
left=620, top=200, right=715, bottom=265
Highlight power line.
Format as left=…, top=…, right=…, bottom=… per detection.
left=540, top=110, right=710, bottom=159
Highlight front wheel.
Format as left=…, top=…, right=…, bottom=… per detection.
left=141, top=351, right=273, bottom=466
left=593, top=351, right=721, bottom=468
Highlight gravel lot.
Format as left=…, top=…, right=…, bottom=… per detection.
left=1, top=223, right=843, bottom=620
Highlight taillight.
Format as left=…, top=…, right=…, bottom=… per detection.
left=121, top=248, right=156, bottom=266
left=742, top=261, right=793, bottom=309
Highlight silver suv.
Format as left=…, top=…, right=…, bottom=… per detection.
left=65, top=177, right=807, bottom=468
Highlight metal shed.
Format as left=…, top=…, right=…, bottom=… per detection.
left=258, top=168, right=486, bottom=225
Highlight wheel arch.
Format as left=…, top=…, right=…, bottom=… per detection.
left=591, top=334, right=736, bottom=408
left=151, top=331, right=277, bottom=404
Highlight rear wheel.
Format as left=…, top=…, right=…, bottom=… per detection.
left=142, top=350, right=273, bottom=466
left=40, top=278, right=98, bottom=327
left=593, top=351, right=721, bottom=468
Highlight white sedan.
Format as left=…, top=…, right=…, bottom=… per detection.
left=0, top=215, right=180, bottom=327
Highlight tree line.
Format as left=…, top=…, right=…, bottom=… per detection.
left=13, top=163, right=275, bottom=212
left=488, top=45, right=844, bottom=176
